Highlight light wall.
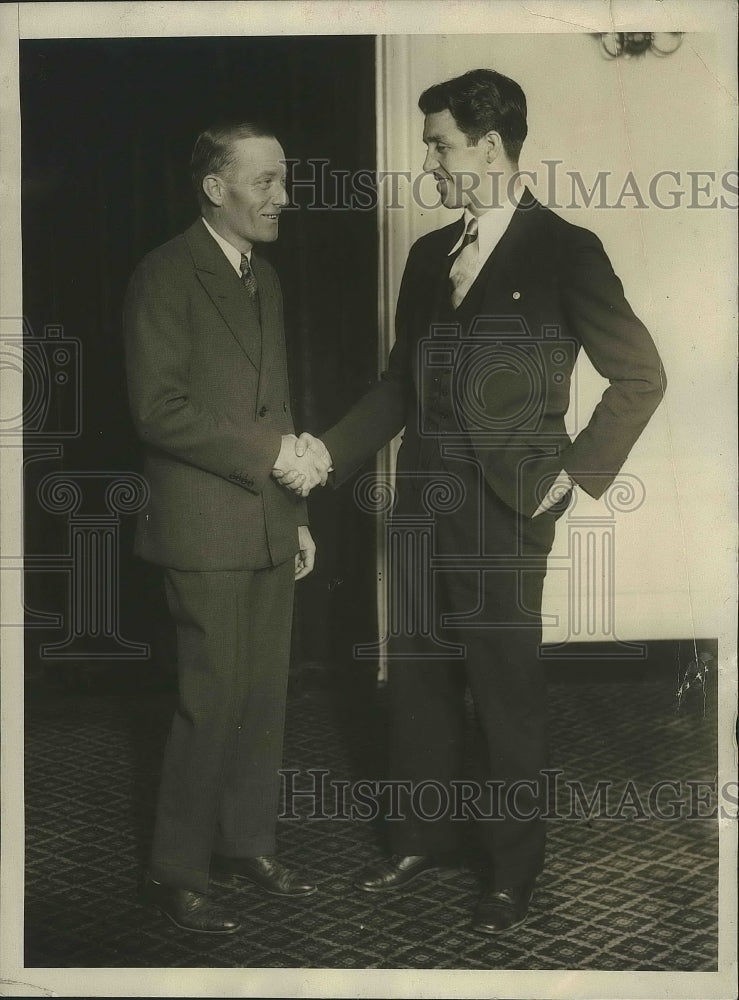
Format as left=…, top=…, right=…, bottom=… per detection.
left=376, top=32, right=736, bottom=644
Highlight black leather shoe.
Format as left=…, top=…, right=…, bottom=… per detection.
left=355, top=854, right=439, bottom=893
left=472, top=882, right=535, bottom=934
left=211, top=855, right=317, bottom=897
left=143, top=880, right=241, bottom=935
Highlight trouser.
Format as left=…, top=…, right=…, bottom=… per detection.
left=386, top=459, right=562, bottom=889
left=149, top=559, right=295, bottom=893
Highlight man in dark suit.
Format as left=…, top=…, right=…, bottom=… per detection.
left=124, top=121, right=330, bottom=934
left=284, top=69, right=666, bottom=933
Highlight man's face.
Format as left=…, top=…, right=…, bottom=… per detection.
left=215, top=136, right=288, bottom=248
left=422, top=109, right=490, bottom=213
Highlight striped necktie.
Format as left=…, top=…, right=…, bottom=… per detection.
left=240, top=252, right=259, bottom=300
left=449, top=216, right=479, bottom=309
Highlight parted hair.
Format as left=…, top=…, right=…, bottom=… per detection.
left=418, top=69, right=528, bottom=161
left=191, top=120, right=275, bottom=206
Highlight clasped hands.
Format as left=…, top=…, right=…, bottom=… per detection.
left=272, top=433, right=333, bottom=497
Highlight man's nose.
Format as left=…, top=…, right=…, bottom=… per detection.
left=273, top=183, right=289, bottom=207
left=422, top=149, right=438, bottom=174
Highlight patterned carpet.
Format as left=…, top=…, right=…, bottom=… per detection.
left=24, top=652, right=718, bottom=970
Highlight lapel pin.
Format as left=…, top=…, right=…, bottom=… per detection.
left=512, top=291, right=521, bottom=300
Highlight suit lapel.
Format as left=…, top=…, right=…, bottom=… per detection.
left=415, top=218, right=465, bottom=330
left=251, top=251, right=282, bottom=398
left=185, top=220, right=262, bottom=369
left=468, top=187, right=539, bottom=305
left=418, top=191, right=540, bottom=325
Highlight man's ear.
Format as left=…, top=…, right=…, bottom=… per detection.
left=201, top=174, right=224, bottom=208
left=483, top=131, right=504, bottom=164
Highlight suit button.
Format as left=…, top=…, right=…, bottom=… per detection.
left=259, top=405, right=268, bottom=417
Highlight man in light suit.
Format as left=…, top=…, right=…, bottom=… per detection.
left=124, top=121, right=329, bottom=934
left=285, top=70, right=666, bottom=933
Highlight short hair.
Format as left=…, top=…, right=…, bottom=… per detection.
left=418, top=69, right=528, bottom=161
left=191, top=120, right=276, bottom=206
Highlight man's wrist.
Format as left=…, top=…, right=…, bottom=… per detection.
left=273, top=433, right=297, bottom=470
left=533, top=468, right=574, bottom=517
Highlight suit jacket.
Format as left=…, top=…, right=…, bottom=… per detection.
left=323, top=188, right=666, bottom=517
left=124, top=219, right=306, bottom=570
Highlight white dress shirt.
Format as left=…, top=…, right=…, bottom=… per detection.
left=202, top=217, right=251, bottom=274
left=447, top=188, right=520, bottom=276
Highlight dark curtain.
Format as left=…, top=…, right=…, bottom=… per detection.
left=21, top=36, right=379, bottom=683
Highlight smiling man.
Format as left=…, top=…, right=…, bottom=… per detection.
left=290, top=69, right=666, bottom=934
left=124, top=121, right=328, bottom=934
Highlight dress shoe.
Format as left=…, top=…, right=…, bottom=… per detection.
left=355, top=854, right=439, bottom=892
left=472, top=882, right=535, bottom=934
left=143, top=880, right=241, bottom=935
left=211, top=855, right=317, bottom=897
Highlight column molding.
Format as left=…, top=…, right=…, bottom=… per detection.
left=374, top=35, right=414, bottom=681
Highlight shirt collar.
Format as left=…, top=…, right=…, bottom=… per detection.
left=447, top=182, right=523, bottom=257
left=201, top=217, right=250, bottom=274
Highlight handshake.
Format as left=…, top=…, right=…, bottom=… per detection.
left=272, top=433, right=333, bottom=498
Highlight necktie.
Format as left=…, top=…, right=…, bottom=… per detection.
left=240, top=252, right=259, bottom=300
left=449, top=216, right=479, bottom=309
